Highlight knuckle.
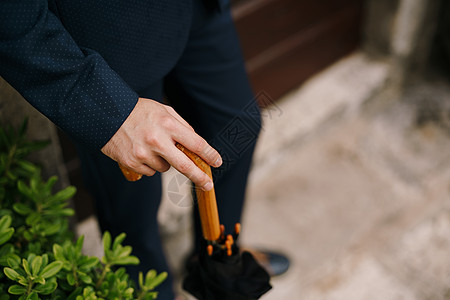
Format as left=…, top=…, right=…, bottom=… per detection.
left=160, top=116, right=175, bottom=130
left=133, top=147, right=147, bottom=161
left=177, top=161, right=192, bottom=174
left=154, top=159, right=170, bottom=173
left=121, top=157, right=136, bottom=169
left=198, top=174, right=209, bottom=185
left=160, top=164, right=170, bottom=173
left=191, top=139, right=206, bottom=153
left=144, top=133, right=161, bottom=148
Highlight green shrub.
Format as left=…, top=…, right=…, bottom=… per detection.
left=0, top=120, right=166, bottom=299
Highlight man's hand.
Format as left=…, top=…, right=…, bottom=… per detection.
left=101, top=98, right=222, bottom=191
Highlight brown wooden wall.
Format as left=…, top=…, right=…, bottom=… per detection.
left=232, top=0, right=364, bottom=105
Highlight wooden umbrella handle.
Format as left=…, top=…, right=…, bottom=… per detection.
left=118, top=163, right=143, bottom=181
left=175, top=143, right=221, bottom=242
left=118, top=143, right=221, bottom=241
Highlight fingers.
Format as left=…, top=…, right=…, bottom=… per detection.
left=133, top=149, right=171, bottom=173
left=173, top=133, right=222, bottom=168
left=103, top=98, right=221, bottom=189
left=162, top=143, right=214, bottom=191
left=165, top=106, right=193, bottom=130
left=118, top=159, right=167, bottom=181
left=133, top=164, right=157, bottom=177
left=163, top=104, right=222, bottom=168
left=148, top=157, right=171, bottom=173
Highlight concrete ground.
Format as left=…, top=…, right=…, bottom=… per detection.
left=77, top=52, right=450, bottom=299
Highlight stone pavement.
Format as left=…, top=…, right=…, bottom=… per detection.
left=237, top=59, right=450, bottom=298
left=77, top=52, right=450, bottom=299
left=242, top=102, right=450, bottom=300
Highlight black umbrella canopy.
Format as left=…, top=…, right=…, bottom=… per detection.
left=177, top=144, right=272, bottom=300
left=184, top=236, right=272, bottom=300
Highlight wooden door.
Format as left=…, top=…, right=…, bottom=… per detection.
left=232, top=0, right=364, bottom=105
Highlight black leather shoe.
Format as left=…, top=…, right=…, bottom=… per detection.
left=244, top=249, right=290, bottom=277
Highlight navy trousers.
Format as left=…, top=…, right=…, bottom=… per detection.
left=77, top=2, right=261, bottom=299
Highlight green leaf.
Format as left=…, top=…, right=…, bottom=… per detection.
left=7, top=256, right=20, bottom=268
left=78, top=272, right=92, bottom=284
left=25, top=292, right=38, bottom=300
left=144, top=291, right=158, bottom=300
left=16, top=160, right=38, bottom=175
left=31, top=256, right=42, bottom=277
left=50, top=186, right=76, bottom=202
left=61, top=262, right=71, bottom=272
left=41, top=255, right=48, bottom=269
left=40, top=261, right=62, bottom=279
left=23, top=231, right=33, bottom=241
left=7, top=285, right=27, bottom=295
left=17, top=181, right=32, bottom=199
left=145, top=269, right=156, bottom=286
left=42, top=222, right=60, bottom=236
left=0, top=253, right=19, bottom=267
left=22, top=259, right=31, bottom=276
left=46, top=186, right=77, bottom=206
left=0, top=228, right=14, bottom=245
left=123, top=287, right=134, bottom=297
left=60, top=208, right=75, bottom=216
left=79, top=256, right=98, bottom=270
left=111, top=256, right=139, bottom=266
left=35, top=276, right=45, bottom=285
left=114, top=266, right=126, bottom=278
left=12, top=203, right=32, bottom=216
left=67, top=287, right=83, bottom=300
left=27, top=253, right=36, bottom=264
left=0, top=243, right=14, bottom=256
left=25, top=213, right=41, bottom=226
left=52, top=244, right=65, bottom=262
left=0, top=215, right=12, bottom=231
left=43, top=176, right=57, bottom=192
left=102, top=231, right=111, bottom=253
left=116, top=245, right=132, bottom=258
left=148, top=272, right=167, bottom=290
left=75, top=236, right=84, bottom=253
left=66, top=273, right=75, bottom=286
left=5, top=171, right=17, bottom=181
left=112, top=233, right=126, bottom=250
left=34, top=278, right=57, bottom=295
left=20, top=140, right=50, bottom=154
left=138, top=271, right=144, bottom=287
left=29, top=176, right=38, bottom=193
left=4, top=267, right=20, bottom=281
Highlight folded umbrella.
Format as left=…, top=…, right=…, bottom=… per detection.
left=119, top=143, right=272, bottom=300
left=176, top=144, right=271, bottom=300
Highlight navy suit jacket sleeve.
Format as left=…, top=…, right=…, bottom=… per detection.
left=0, top=0, right=139, bottom=150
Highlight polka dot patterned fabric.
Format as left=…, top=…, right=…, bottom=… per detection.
left=0, top=0, right=191, bottom=150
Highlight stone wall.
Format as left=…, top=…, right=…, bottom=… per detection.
left=363, top=0, right=442, bottom=80
left=0, top=77, right=69, bottom=189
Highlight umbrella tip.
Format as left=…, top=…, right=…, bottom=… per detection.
left=225, top=239, right=233, bottom=256
left=235, top=223, right=241, bottom=235
left=207, top=244, right=214, bottom=256
left=220, top=224, right=225, bottom=241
